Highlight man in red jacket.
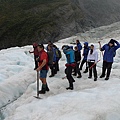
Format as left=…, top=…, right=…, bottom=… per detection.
left=36, top=44, right=49, bottom=94
left=29, top=43, right=39, bottom=70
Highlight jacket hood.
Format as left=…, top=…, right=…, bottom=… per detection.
left=84, top=42, right=88, bottom=47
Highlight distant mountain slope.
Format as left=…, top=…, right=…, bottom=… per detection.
left=0, top=0, right=120, bottom=49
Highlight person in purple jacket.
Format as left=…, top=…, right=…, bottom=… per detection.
left=100, top=39, right=120, bottom=80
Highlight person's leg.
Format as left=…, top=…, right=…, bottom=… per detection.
left=34, top=55, right=38, bottom=70
left=39, top=70, right=49, bottom=94
left=83, top=60, right=88, bottom=73
left=88, top=62, right=92, bottom=78
left=73, top=63, right=77, bottom=76
left=93, top=64, right=97, bottom=81
left=49, top=64, right=55, bottom=77
left=76, top=63, right=82, bottom=78
left=105, top=62, right=113, bottom=80
left=53, top=63, right=57, bottom=74
left=100, top=61, right=107, bottom=78
left=80, top=59, right=86, bottom=70
left=56, top=60, right=59, bottom=71
left=66, top=66, right=74, bottom=90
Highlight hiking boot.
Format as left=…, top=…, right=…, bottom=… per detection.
left=100, top=75, right=105, bottom=78
left=46, top=83, right=50, bottom=92
left=83, top=67, right=88, bottom=73
left=66, top=87, right=73, bottom=90
left=49, top=75, right=54, bottom=77
left=83, top=70, right=88, bottom=73
left=88, top=76, right=92, bottom=79
left=72, top=73, right=77, bottom=76
left=94, top=78, right=97, bottom=81
left=39, top=84, right=46, bottom=94
left=73, top=80, right=75, bottom=82
left=38, top=90, right=46, bottom=94
left=105, top=77, right=109, bottom=80
left=77, top=75, right=82, bottom=78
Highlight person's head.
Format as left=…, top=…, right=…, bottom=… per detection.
left=48, top=41, right=52, bottom=45
left=48, top=44, right=52, bottom=51
left=62, top=45, right=69, bottom=50
left=90, top=44, right=94, bottom=50
left=33, top=43, right=38, bottom=48
left=37, top=44, right=44, bottom=52
left=76, top=40, right=80, bottom=44
left=74, top=46, right=78, bottom=51
left=109, top=39, right=114, bottom=47
left=84, top=42, right=88, bottom=47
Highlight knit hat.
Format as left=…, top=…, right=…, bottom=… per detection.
left=109, top=39, right=114, bottom=45
left=38, top=44, right=44, bottom=49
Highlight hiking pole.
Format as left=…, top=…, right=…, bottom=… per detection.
left=89, top=60, right=100, bottom=69
left=98, top=41, right=103, bottom=56
left=34, top=71, right=41, bottom=99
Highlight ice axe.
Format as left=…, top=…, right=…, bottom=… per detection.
left=98, top=41, right=103, bottom=56
left=89, top=60, right=101, bottom=69
left=34, top=71, right=42, bottom=99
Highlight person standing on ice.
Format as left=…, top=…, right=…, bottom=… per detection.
left=73, top=46, right=82, bottom=78
left=62, top=45, right=76, bottom=90
left=99, top=39, right=120, bottom=80
left=87, top=44, right=98, bottom=81
left=76, top=40, right=82, bottom=52
left=29, top=43, right=39, bottom=70
left=47, top=44, right=56, bottom=77
left=80, top=42, right=89, bottom=73
left=36, top=44, right=49, bottom=94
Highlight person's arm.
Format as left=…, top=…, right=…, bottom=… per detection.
left=29, top=51, right=34, bottom=53
left=114, top=40, right=120, bottom=51
left=100, top=45, right=106, bottom=51
left=36, top=59, right=46, bottom=71
left=94, top=51, right=98, bottom=63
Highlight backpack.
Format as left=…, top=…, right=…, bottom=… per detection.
left=56, top=49, right=62, bottom=59
left=113, top=51, right=116, bottom=57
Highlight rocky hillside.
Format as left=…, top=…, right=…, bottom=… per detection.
left=1, top=0, right=120, bottom=49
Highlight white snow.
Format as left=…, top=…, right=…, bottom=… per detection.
left=0, top=22, right=120, bottom=120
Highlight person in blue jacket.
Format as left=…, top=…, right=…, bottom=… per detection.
left=76, top=40, right=82, bottom=51
left=80, top=42, right=89, bottom=73
left=62, top=45, right=76, bottom=90
left=100, top=39, right=120, bottom=80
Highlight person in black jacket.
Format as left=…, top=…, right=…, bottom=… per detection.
left=80, top=42, right=89, bottom=73
left=73, top=46, right=82, bottom=78
left=47, top=45, right=55, bottom=77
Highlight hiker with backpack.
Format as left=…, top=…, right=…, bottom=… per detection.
left=99, top=39, right=120, bottom=80
left=80, top=42, right=89, bottom=73
left=73, top=46, right=82, bottom=78
left=47, top=44, right=56, bottom=77
left=36, top=44, right=50, bottom=94
left=29, top=43, right=39, bottom=70
left=62, top=45, right=76, bottom=90
left=87, top=44, right=98, bottom=81
left=53, top=45, right=62, bottom=72
left=76, top=40, right=82, bottom=52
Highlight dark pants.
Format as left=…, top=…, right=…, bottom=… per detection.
left=49, top=64, right=55, bottom=76
left=34, top=55, right=38, bottom=69
left=80, top=59, right=88, bottom=70
left=88, top=62, right=97, bottom=78
left=65, top=66, right=75, bottom=88
left=54, top=62, right=57, bottom=74
left=74, top=62, right=81, bottom=76
left=56, top=60, right=59, bottom=71
left=101, top=61, right=113, bottom=78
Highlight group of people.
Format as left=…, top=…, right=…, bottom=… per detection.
left=29, top=39, right=120, bottom=94
left=29, top=41, right=61, bottom=94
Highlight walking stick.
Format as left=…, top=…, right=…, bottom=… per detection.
left=34, top=71, right=41, bottom=99
left=89, top=60, right=100, bottom=69
left=98, top=41, right=103, bottom=56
